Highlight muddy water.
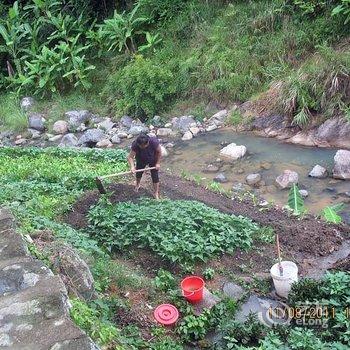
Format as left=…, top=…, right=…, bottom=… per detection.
left=163, top=129, right=350, bottom=219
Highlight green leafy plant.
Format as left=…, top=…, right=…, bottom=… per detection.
left=88, top=199, right=259, bottom=266
left=154, top=269, right=177, bottom=292
left=203, top=267, right=215, bottom=281
left=287, top=184, right=305, bottom=215
left=332, top=0, right=350, bottom=24
left=177, top=311, right=211, bottom=341
left=322, top=203, right=344, bottom=224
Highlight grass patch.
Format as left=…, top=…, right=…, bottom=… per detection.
left=0, top=93, right=27, bottom=132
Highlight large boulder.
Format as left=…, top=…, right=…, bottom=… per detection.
left=78, top=129, right=106, bottom=146
left=120, top=115, right=133, bottom=128
left=333, top=150, right=350, bottom=180
left=220, top=143, right=247, bottom=160
left=275, top=170, right=299, bottom=189
left=208, top=109, right=228, bottom=126
left=52, top=120, right=69, bottom=135
left=28, top=113, right=46, bottom=131
left=309, top=165, right=328, bottom=178
left=58, top=133, right=79, bottom=147
left=20, top=97, right=35, bottom=111
left=315, top=117, right=350, bottom=148
left=172, top=116, right=196, bottom=133
left=65, top=110, right=92, bottom=131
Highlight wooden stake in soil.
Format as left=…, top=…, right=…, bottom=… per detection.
left=276, top=234, right=284, bottom=276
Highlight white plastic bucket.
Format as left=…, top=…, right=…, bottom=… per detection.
left=270, top=261, right=298, bottom=298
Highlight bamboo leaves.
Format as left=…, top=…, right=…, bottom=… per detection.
left=287, top=184, right=305, bottom=215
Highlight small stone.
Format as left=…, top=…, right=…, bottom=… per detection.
left=214, top=173, right=227, bottom=183
left=111, top=135, right=121, bottom=144
left=76, top=123, right=87, bottom=132
left=275, top=170, right=299, bottom=189
left=127, top=134, right=133, bottom=139
left=204, top=164, right=220, bottom=173
left=309, top=165, right=328, bottom=178
left=59, top=133, right=79, bottom=147
left=232, top=182, right=246, bottom=192
left=165, top=142, right=174, bottom=148
left=78, top=128, right=106, bottom=146
left=182, top=131, right=193, bottom=141
left=189, top=126, right=200, bottom=136
left=260, top=161, right=272, bottom=170
left=206, top=124, right=217, bottom=132
left=333, top=150, right=350, bottom=180
left=236, top=168, right=245, bottom=174
left=160, top=145, right=168, bottom=157
left=96, top=139, right=113, bottom=148
left=157, top=128, right=173, bottom=137
left=120, top=115, right=133, bottom=128
left=28, top=113, right=46, bottom=131
left=164, top=122, right=172, bottom=128
left=220, top=143, right=247, bottom=160
left=98, top=118, right=116, bottom=132
left=65, top=110, right=91, bottom=131
left=223, top=282, right=245, bottom=300
left=128, top=124, right=148, bottom=136
left=117, top=132, right=128, bottom=139
left=246, top=173, right=262, bottom=186
left=148, top=132, right=156, bottom=138
left=299, top=189, right=309, bottom=198
left=172, top=115, right=196, bottom=133
left=193, top=288, right=220, bottom=316
left=15, top=138, right=26, bottom=145
left=52, top=120, right=68, bottom=135
left=49, top=135, right=63, bottom=142
left=208, top=109, right=228, bottom=126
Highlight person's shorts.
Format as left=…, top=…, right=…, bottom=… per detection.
left=136, top=160, right=159, bottom=183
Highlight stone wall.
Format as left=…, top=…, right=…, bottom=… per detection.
left=0, top=208, right=99, bottom=350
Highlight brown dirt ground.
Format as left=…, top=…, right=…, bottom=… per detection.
left=65, top=173, right=349, bottom=276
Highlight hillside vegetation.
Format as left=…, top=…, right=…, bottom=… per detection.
left=0, top=0, right=349, bottom=130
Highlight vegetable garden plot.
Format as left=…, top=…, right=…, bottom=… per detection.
left=88, top=198, right=260, bottom=266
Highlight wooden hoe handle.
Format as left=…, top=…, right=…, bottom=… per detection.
left=99, top=167, right=157, bottom=180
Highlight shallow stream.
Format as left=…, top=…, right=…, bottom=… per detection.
left=164, top=129, right=350, bottom=221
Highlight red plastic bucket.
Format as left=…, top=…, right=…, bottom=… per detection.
left=181, top=276, right=205, bottom=303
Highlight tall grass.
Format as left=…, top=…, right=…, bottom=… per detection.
left=0, top=94, right=27, bottom=132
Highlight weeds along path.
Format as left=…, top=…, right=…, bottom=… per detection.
left=66, top=173, right=349, bottom=261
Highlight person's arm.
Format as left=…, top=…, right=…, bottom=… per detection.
left=128, top=150, right=136, bottom=173
left=155, top=145, right=162, bottom=170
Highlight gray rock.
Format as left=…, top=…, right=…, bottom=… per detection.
left=14, top=138, right=26, bottom=145
left=65, top=110, right=92, bottom=131
left=165, top=142, right=174, bottom=148
left=28, top=128, right=41, bottom=139
left=206, top=124, right=218, bottom=132
left=157, top=128, right=173, bottom=137
left=235, top=295, right=289, bottom=327
left=214, top=173, right=227, bottom=183
left=299, top=189, right=309, bottom=198
left=98, top=118, right=116, bottom=132
left=182, top=131, right=193, bottom=141
left=222, top=282, right=245, bottom=300
left=120, top=115, right=133, bottom=128
left=309, top=165, right=328, bottom=178
left=232, top=182, right=246, bottom=192
left=111, top=135, right=121, bottom=144
left=333, top=150, right=350, bottom=180
left=128, top=124, right=148, bottom=136
left=164, top=122, right=172, bottom=128
left=246, top=173, right=262, bottom=186
left=193, top=288, right=220, bottom=316
left=20, top=97, right=36, bottom=112
left=189, top=126, right=200, bottom=136
left=58, top=134, right=79, bottom=147
left=160, top=145, right=168, bottom=157
left=208, top=109, right=228, bottom=126
left=172, top=115, right=196, bottom=133
left=315, top=117, right=350, bottom=148
left=96, top=139, right=113, bottom=148
left=49, top=135, right=63, bottom=142
left=117, top=131, right=128, bottom=139
left=55, top=245, right=95, bottom=300
left=52, top=120, right=68, bottom=135
left=252, top=114, right=286, bottom=131
left=220, top=143, right=247, bottom=160
left=78, top=129, right=106, bottom=146
left=275, top=170, right=299, bottom=189
left=28, top=113, right=46, bottom=131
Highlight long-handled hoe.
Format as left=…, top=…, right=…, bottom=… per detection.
left=95, top=167, right=157, bottom=194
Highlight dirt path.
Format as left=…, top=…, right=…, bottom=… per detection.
left=65, top=173, right=348, bottom=263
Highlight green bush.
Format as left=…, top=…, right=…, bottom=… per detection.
left=88, top=198, right=259, bottom=266
left=104, top=55, right=178, bottom=119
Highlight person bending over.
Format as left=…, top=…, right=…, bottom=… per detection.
left=128, top=133, right=162, bottom=199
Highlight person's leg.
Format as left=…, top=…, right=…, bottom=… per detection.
left=150, top=167, right=160, bottom=199
left=135, top=160, right=145, bottom=192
